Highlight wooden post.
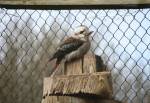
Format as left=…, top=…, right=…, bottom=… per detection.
left=65, top=58, right=83, bottom=75
left=41, top=52, right=117, bottom=103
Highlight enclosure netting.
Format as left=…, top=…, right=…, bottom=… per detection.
left=0, top=9, right=150, bottom=103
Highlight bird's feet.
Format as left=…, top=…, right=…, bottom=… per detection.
left=50, top=64, right=59, bottom=77
left=50, top=72, right=56, bottom=77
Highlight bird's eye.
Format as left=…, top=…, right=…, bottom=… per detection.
left=80, top=30, right=84, bottom=34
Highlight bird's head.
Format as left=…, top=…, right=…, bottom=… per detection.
left=73, top=25, right=93, bottom=41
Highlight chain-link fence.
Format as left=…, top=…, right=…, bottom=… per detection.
left=0, top=8, right=150, bottom=103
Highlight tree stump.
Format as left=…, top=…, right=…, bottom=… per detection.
left=41, top=52, right=118, bottom=103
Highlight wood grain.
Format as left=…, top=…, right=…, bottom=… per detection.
left=65, top=59, right=82, bottom=75
left=42, top=53, right=114, bottom=103
left=83, top=52, right=96, bottom=73
left=0, top=0, right=149, bottom=5
left=43, top=72, right=112, bottom=99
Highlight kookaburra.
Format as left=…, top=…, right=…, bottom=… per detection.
left=48, top=25, right=93, bottom=75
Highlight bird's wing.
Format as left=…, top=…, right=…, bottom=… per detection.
left=59, top=37, right=81, bottom=47
left=50, top=37, right=84, bottom=60
left=65, top=41, right=91, bottom=62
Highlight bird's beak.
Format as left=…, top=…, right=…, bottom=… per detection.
left=87, top=31, right=94, bottom=36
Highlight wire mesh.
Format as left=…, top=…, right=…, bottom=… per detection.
left=0, top=8, right=150, bottom=103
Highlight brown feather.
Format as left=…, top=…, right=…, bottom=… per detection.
left=59, top=36, right=84, bottom=47
left=65, top=40, right=91, bottom=62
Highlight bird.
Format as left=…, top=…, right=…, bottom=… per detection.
left=48, top=25, right=93, bottom=75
